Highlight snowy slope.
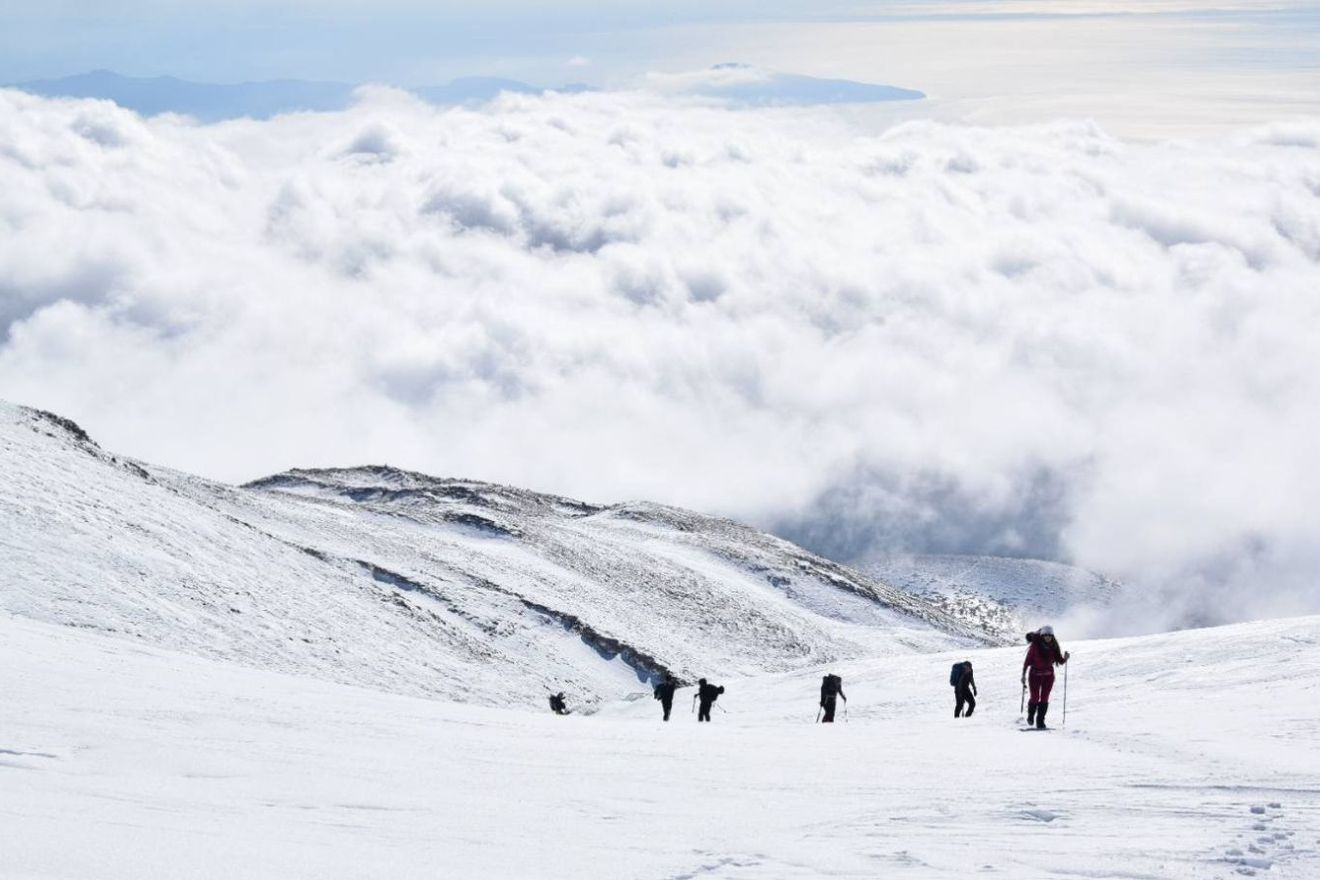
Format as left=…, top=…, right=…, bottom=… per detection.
left=866, top=554, right=1124, bottom=638
left=3, top=611, right=1317, bottom=879
left=0, top=401, right=986, bottom=709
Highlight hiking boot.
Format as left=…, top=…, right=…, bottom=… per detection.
left=1036, top=702, right=1048, bottom=729
left=1026, top=703, right=1036, bottom=725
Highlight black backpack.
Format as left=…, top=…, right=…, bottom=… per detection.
left=949, top=662, right=965, bottom=687
left=822, top=674, right=842, bottom=697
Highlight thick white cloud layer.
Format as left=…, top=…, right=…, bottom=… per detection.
left=2, top=87, right=1318, bottom=631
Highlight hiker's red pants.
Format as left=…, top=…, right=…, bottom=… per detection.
left=1028, top=670, right=1055, bottom=704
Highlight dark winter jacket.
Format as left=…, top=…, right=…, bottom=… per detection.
left=955, top=665, right=977, bottom=695
left=820, top=675, right=846, bottom=705
left=1023, top=633, right=1067, bottom=675
left=653, top=681, right=677, bottom=703
left=698, top=683, right=724, bottom=704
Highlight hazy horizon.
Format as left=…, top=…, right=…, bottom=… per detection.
left=6, top=1, right=1320, bottom=136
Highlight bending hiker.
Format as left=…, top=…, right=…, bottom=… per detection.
left=696, top=678, right=724, bottom=722
left=548, top=692, right=570, bottom=715
left=950, top=660, right=977, bottom=718
left=1022, top=626, right=1069, bottom=729
left=653, top=674, right=677, bottom=721
left=819, top=673, right=846, bottom=723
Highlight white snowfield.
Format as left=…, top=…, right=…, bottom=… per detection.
left=5, top=400, right=1319, bottom=878
left=0, top=400, right=985, bottom=710
left=3, top=612, right=1317, bottom=879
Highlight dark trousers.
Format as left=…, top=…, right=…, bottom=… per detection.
left=955, top=685, right=976, bottom=717
left=821, top=696, right=838, bottom=723
left=1027, top=670, right=1055, bottom=723
left=1028, top=670, right=1055, bottom=705
left=698, top=701, right=713, bottom=722
left=661, top=699, right=672, bottom=721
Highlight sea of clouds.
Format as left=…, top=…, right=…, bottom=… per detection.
left=1, top=86, right=1318, bottom=632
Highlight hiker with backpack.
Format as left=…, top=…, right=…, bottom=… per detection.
left=548, top=692, right=570, bottom=715
left=950, top=660, right=977, bottom=717
left=819, top=673, right=846, bottom=723
left=653, top=674, right=677, bottom=721
left=1022, top=626, right=1069, bottom=729
left=695, top=678, right=724, bottom=722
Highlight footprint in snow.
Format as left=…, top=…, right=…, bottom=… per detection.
left=1019, top=809, right=1061, bottom=823
left=0, top=749, right=58, bottom=758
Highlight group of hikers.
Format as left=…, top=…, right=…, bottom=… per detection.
left=946, top=625, right=1070, bottom=728
left=550, top=626, right=1071, bottom=729
left=638, top=676, right=726, bottom=721
left=647, top=677, right=727, bottom=721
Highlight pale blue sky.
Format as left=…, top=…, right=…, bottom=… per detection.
left=4, top=1, right=1317, bottom=83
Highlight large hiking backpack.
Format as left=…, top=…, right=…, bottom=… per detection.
left=949, top=662, right=965, bottom=687
left=822, top=674, right=842, bottom=697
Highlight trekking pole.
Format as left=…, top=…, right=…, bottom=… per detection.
left=716, top=703, right=728, bottom=713
left=1062, top=661, right=1069, bottom=728
left=1020, top=681, right=1026, bottom=718
left=815, top=706, right=822, bottom=723
left=692, top=694, right=697, bottom=714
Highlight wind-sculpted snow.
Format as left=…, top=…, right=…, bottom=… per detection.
left=0, top=400, right=983, bottom=708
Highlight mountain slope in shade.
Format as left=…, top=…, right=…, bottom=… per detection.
left=0, top=400, right=988, bottom=710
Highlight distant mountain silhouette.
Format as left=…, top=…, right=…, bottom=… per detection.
left=6, top=66, right=919, bottom=121
left=675, top=63, right=924, bottom=106
left=6, top=70, right=565, bottom=121
left=10, top=70, right=356, bottom=121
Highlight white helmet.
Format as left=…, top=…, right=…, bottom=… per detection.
left=1039, top=625, right=1055, bottom=636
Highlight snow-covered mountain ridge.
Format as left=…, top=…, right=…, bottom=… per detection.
left=0, top=401, right=989, bottom=708
left=866, top=554, right=1124, bottom=638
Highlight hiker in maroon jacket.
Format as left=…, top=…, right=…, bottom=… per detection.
left=1022, top=626, right=1069, bottom=729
